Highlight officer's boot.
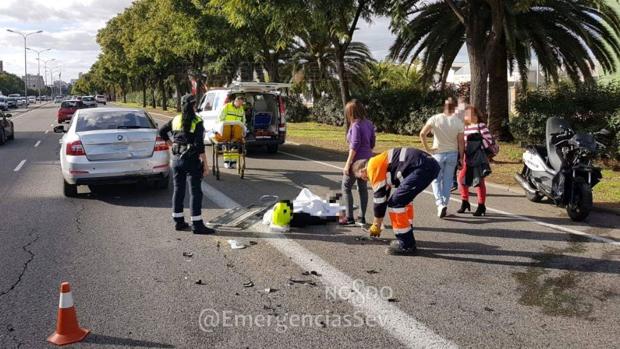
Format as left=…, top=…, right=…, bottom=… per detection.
left=174, top=217, right=190, bottom=231
left=192, top=220, right=215, bottom=235
left=386, top=230, right=417, bottom=255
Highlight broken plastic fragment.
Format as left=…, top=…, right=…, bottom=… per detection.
left=243, top=281, right=254, bottom=288
left=182, top=252, right=193, bottom=258
left=227, top=240, right=246, bottom=249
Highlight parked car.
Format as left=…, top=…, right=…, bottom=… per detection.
left=95, top=95, right=106, bottom=105
left=28, top=96, right=36, bottom=104
left=0, top=111, right=15, bottom=145
left=17, top=98, right=26, bottom=107
left=54, top=96, right=63, bottom=103
left=81, top=96, right=97, bottom=108
left=198, top=82, right=290, bottom=153
left=7, top=97, right=17, bottom=109
left=57, top=100, right=84, bottom=123
left=54, top=107, right=170, bottom=197
left=0, top=97, right=7, bottom=111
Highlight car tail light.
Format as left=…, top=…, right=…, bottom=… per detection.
left=66, top=140, right=86, bottom=156
left=278, top=96, right=287, bottom=133
left=154, top=136, right=169, bottom=152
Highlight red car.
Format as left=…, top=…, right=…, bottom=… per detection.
left=57, top=100, right=84, bottom=123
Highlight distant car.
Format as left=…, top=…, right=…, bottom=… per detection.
left=7, top=97, right=17, bottom=109
left=0, top=111, right=15, bottom=145
left=57, top=100, right=84, bottom=123
left=0, top=97, right=7, bottom=111
left=95, top=95, right=107, bottom=105
left=81, top=96, right=97, bottom=108
left=28, top=96, right=36, bottom=103
left=54, top=107, right=170, bottom=197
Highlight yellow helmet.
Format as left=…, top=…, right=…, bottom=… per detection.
left=272, top=200, right=293, bottom=228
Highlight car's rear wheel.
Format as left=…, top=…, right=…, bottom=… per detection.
left=266, top=144, right=278, bottom=153
left=63, top=180, right=78, bottom=197
left=155, top=177, right=169, bottom=190
left=7, top=125, right=14, bottom=140
left=0, top=129, right=6, bottom=145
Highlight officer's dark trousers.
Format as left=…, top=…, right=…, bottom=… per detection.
left=172, top=156, right=203, bottom=221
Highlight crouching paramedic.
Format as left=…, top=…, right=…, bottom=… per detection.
left=159, top=94, right=214, bottom=235
left=352, top=148, right=439, bottom=255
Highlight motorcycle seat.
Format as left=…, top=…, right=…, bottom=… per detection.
left=546, top=117, right=569, bottom=172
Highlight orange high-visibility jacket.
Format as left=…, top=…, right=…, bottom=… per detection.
left=366, top=148, right=433, bottom=218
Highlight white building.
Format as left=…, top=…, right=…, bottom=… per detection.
left=22, top=74, right=45, bottom=90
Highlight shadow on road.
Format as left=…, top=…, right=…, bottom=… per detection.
left=84, top=333, right=175, bottom=348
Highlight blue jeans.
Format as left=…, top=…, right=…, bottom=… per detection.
left=431, top=151, right=458, bottom=207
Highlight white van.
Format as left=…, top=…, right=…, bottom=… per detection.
left=198, top=82, right=290, bottom=153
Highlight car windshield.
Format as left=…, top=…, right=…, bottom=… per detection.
left=76, top=111, right=154, bottom=131
left=82, top=97, right=94, bottom=101
left=61, top=101, right=80, bottom=108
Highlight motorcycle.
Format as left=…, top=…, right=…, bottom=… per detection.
left=514, top=117, right=610, bottom=221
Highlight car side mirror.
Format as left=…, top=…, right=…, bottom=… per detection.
left=54, top=125, right=66, bottom=133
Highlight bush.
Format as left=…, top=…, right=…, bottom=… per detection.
left=285, top=95, right=310, bottom=122
left=509, top=111, right=551, bottom=144
left=404, top=106, right=441, bottom=135
left=311, top=97, right=344, bottom=126
left=605, top=111, right=620, bottom=159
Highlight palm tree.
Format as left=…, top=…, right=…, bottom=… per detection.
left=388, top=0, right=620, bottom=140
left=290, top=27, right=375, bottom=103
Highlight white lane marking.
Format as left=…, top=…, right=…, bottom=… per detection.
left=14, top=160, right=27, bottom=172
left=34, top=140, right=41, bottom=148
left=201, top=181, right=456, bottom=349
left=286, top=141, right=301, bottom=146
left=50, top=123, right=54, bottom=127
left=279, top=151, right=620, bottom=245
left=45, top=130, right=50, bottom=134
left=7, top=103, right=50, bottom=121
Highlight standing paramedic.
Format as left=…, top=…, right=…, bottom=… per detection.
left=159, top=94, right=214, bottom=235
left=351, top=148, right=440, bottom=255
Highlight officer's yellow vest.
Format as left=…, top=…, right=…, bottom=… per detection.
left=172, top=115, right=202, bottom=133
left=220, top=103, right=245, bottom=122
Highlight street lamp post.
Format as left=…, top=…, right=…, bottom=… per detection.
left=27, top=47, right=51, bottom=103
left=6, top=29, right=43, bottom=107
left=43, top=58, right=56, bottom=97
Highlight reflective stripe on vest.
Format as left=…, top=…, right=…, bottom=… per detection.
left=222, top=103, right=244, bottom=122
left=172, top=115, right=202, bottom=133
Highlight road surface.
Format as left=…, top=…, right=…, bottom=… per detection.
left=1, top=104, right=618, bottom=348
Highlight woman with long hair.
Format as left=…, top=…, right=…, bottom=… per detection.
left=341, top=99, right=376, bottom=225
left=457, top=106, right=491, bottom=216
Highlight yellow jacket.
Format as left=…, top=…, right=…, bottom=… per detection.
left=220, top=102, right=245, bottom=124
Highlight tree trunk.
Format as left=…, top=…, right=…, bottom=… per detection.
left=255, top=63, right=266, bottom=82
left=151, top=87, right=156, bottom=109
left=465, top=4, right=489, bottom=117
left=142, top=79, right=147, bottom=108
left=174, top=76, right=181, bottom=112
left=488, top=34, right=513, bottom=141
left=334, top=45, right=350, bottom=124
left=160, top=78, right=168, bottom=111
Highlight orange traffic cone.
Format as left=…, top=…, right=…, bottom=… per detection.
left=47, top=282, right=90, bottom=346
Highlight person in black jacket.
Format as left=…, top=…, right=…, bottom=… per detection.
left=159, top=94, right=214, bottom=234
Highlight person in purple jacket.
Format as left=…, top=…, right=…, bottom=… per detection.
left=341, top=99, right=376, bottom=225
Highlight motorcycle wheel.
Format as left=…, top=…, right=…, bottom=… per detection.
left=566, top=178, right=592, bottom=222
left=523, top=167, right=544, bottom=202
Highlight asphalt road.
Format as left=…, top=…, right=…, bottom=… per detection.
left=0, top=104, right=618, bottom=348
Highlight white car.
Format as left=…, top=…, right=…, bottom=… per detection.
left=95, top=95, right=107, bottom=105
left=54, top=108, right=170, bottom=197
left=198, top=82, right=290, bottom=153
left=28, top=96, right=36, bottom=104
left=81, top=96, right=97, bottom=108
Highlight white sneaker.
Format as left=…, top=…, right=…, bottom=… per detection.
left=224, top=162, right=231, bottom=169
left=437, top=206, right=447, bottom=218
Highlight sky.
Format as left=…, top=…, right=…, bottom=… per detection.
left=0, top=0, right=434, bottom=82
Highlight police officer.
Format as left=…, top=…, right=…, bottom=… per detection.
left=159, top=94, right=214, bottom=234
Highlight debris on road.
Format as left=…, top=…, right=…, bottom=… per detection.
left=249, top=241, right=258, bottom=246
left=243, top=281, right=255, bottom=288
left=366, top=269, right=379, bottom=274
left=195, top=279, right=205, bottom=285
left=182, top=251, right=193, bottom=258
left=387, top=298, right=398, bottom=303
left=302, top=270, right=322, bottom=277
left=288, top=278, right=317, bottom=286
left=227, top=240, right=246, bottom=249
left=484, top=307, right=495, bottom=312
left=264, top=288, right=277, bottom=294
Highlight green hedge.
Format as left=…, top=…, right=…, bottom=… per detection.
left=306, top=87, right=452, bottom=135
left=511, top=82, right=620, bottom=159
